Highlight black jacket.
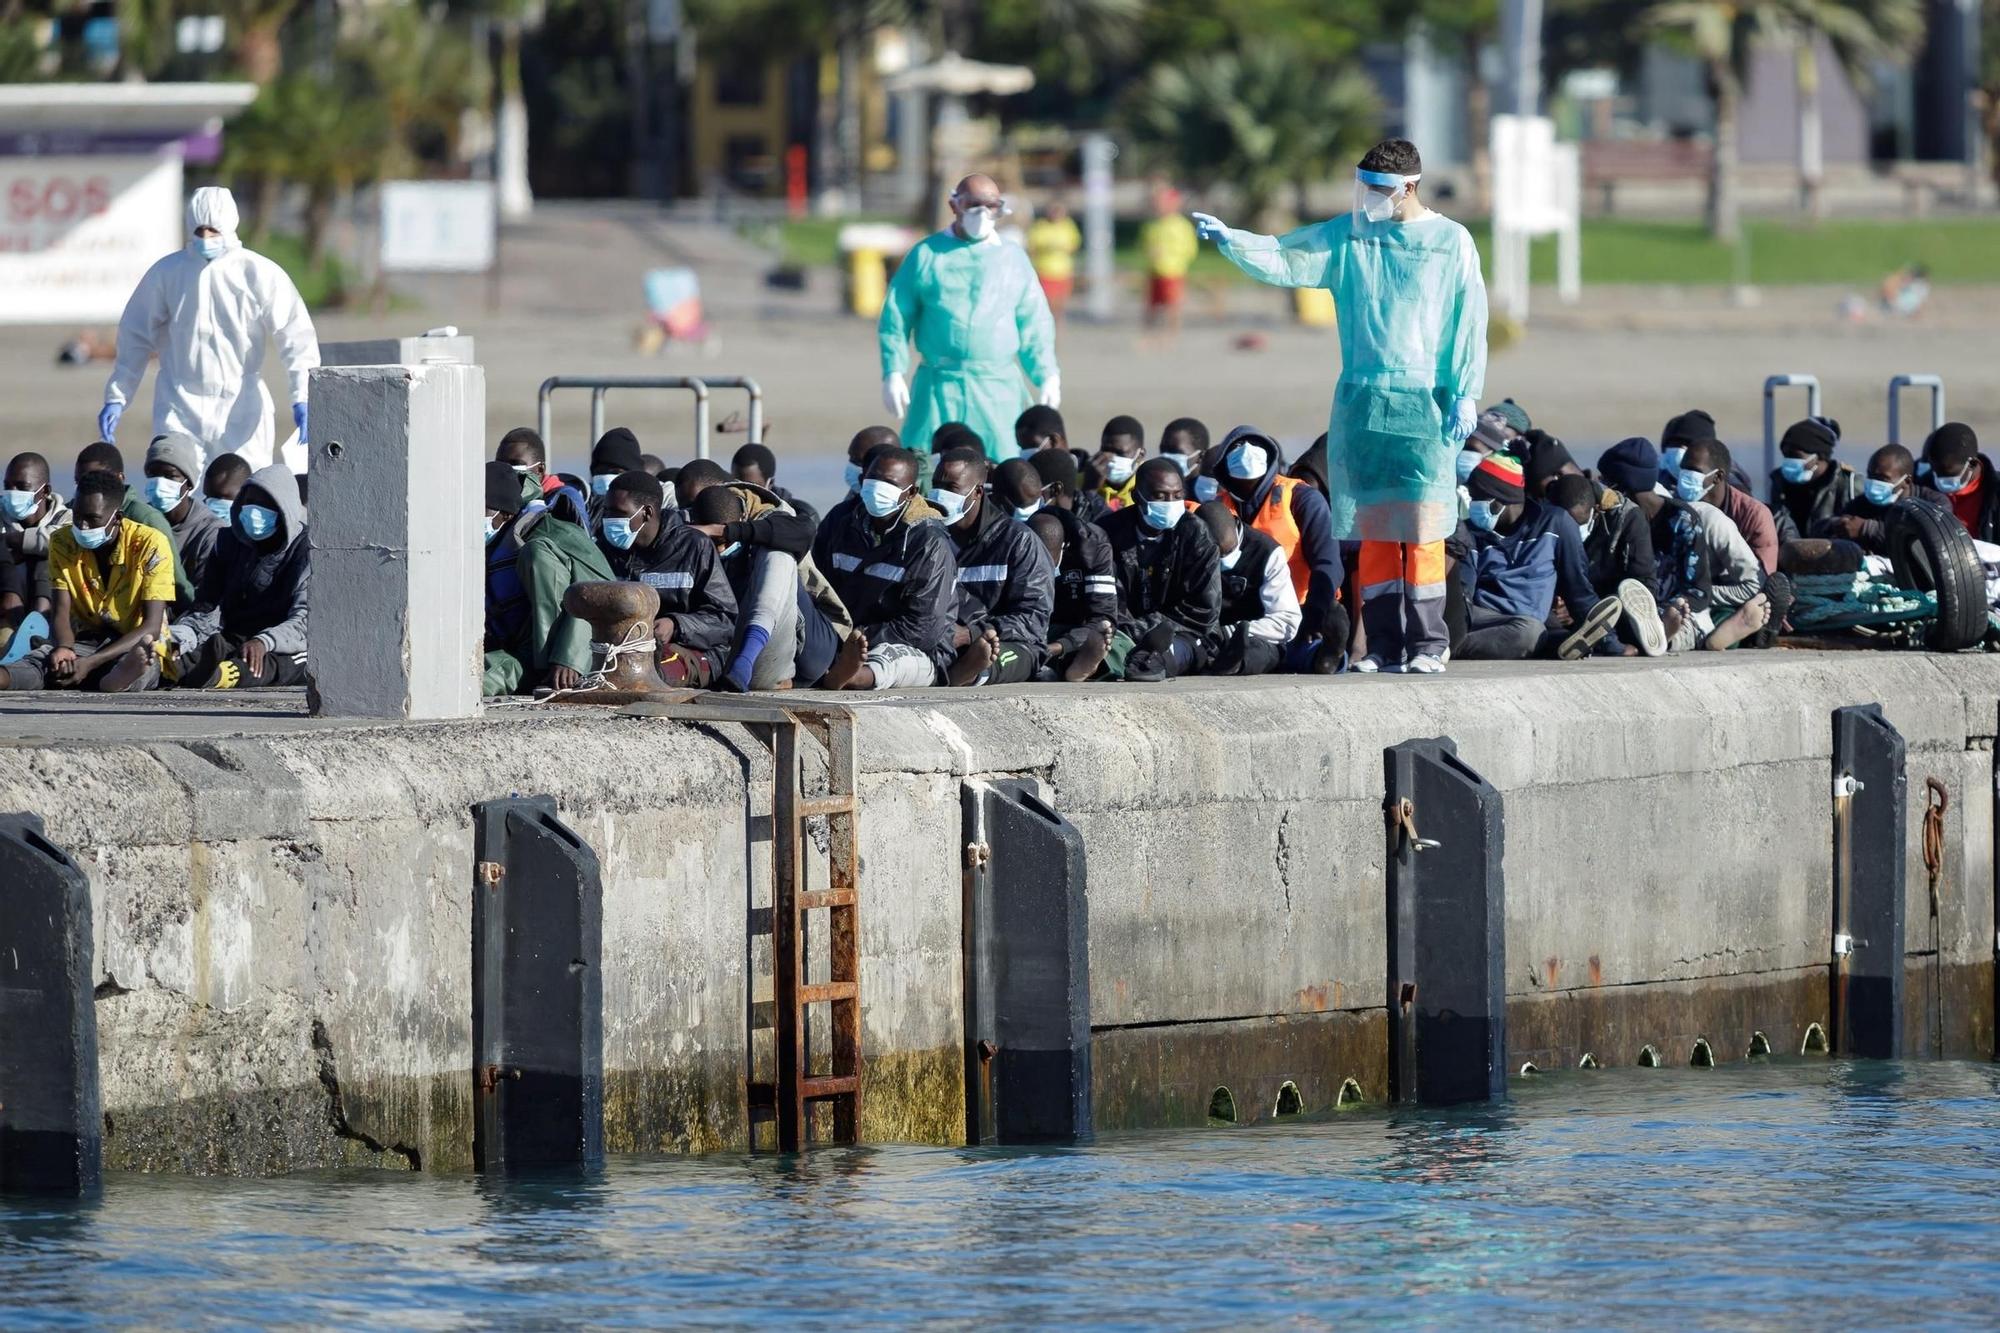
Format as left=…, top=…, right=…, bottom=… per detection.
left=720, top=482, right=818, bottom=557
left=945, top=496, right=1054, bottom=648
left=1218, top=525, right=1284, bottom=628
left=1583, top=492, right=1656, bottom=597
left=812, top=495, right=959, bottom=671
left=1100, top=506, right=1220, bottom=641
left=1811, top=483, right=1952, bottom=553
left=770, top=484, right=819, bottom=531
left=1770, top=462, right=1862, bottom=544
left=600, top=515, right=740, bottom=653
left=1048, top=505, right=1118, bottom=631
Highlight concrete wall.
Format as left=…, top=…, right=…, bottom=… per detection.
left=1, top=653, right=1993, bottom=1173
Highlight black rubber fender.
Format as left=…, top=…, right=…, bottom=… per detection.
left=1886, top=499, right=1989, bottom=651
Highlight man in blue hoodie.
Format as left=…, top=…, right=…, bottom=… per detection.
left=1457, top=453, right=1622, bottom=661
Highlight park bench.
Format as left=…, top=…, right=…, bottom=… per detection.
left=1581, top=138, right=1712, bottom=214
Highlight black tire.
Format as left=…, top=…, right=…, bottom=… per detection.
left=1886, top=500, right=1988, bottom=651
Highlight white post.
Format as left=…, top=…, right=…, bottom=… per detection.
left=1080, top=132, right=1117, bottom=323
left=307, top=361, right=486, bottom=719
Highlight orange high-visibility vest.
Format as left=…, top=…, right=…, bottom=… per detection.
left=1223, top=473, right=1309, bottom=600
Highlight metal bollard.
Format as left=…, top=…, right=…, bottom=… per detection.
left=960, top=779, right=1092, bottom=1144
left=0, top=814, right=101, bottom=1195
left=1384, top=739, right=1506, bottom=1106
left=1830, top=705, right=1905, bottom=1058
left=1762, top=373, right=1823, bottom=494
left=1885, top=373, right=1946, bottom=447
left=471, top=796, right=604, bottom=1171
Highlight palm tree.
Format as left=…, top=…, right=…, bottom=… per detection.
left=1123, top=39, right=1381, bottom=231
left=226, top=67, right=391, bottom=264
left=1645, top=3, right=1766, bottom=243
left=1773, top=0, right=1925, bottom=218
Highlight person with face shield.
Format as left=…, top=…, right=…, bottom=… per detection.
left=100, top=188, right=321, bottom=470
left=878, top=175, right=1059, bottom=465
left=1192, top=139, right=1487, bottom=674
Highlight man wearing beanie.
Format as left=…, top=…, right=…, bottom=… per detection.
left=1472, top=399, right=1531, bottom=454
left=483, top=458, right=614, bottom=696
left=143, top=432, right=224, bottom=590
left=1919, top=422, right=1999, bottom=542
left=587, top=427, right=647, bottom=526
left=1455, top=452, right=1621, bottom=662
left=1770, top=416, right=1859, bottom=542
left=1659, top=408, right=1718, bottom=481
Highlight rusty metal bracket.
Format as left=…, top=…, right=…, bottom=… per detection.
left=1387, top=797, right=1440, bottom=855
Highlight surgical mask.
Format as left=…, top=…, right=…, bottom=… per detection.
left=1660, top=446, right=1686, bottom=475
left=237, top=504, right=279, bottom=541
left=1161, top=452, right=1192, bottom=476
left=1779, top=456, right=1816, bottom=486
left=844, top=461, right=864, bottom=493
left=1104, top=454, right=1137, bottom=485
left=1862, top=478, right=1899, bottom=507
left=927, top=487, right=971, bottom=523
left=861, top=479, right=906, bottom=518
left=1225, top=442, right=1267, bottom=480
left=485, top=516, right=504, bottom=545
left=958, top=207, right=997, bottom=241
left=1012, top=500, right=1042, bottom=522
left=1466, top=499, right=1503, bottom=532
left=205, top=496, right=235, bottom=523
left=71, top=521, right=114, bottom=550
left=1674, top=468, right=1712, bottom=505
left=1454, top=451, right=1480, bottom=484
left=1141, top=499, right=1182, bottom=531
left=601, top=512, right=644, bottom=550
left=1219, top=546, right=1241, bottom=571
left=1935, top=465, right=1972, bottom=495
left=1917, top=461, right=1933, bottom=480
left=590, top=473, right=618, bottom=498
left=144, top=476, right=185, bottom=511
left=195, top=236, right=227, bottom=261
left=719, top=541, right=743, bottom=559
left=1577, top=517, right=1596, bottom=542
left=1192, top=475, right=1220, bottom=503
left=1, top=487, right=40, bottom=521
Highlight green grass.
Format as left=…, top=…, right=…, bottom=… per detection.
left=254, top=230, right=352, bottom=308
left=768, top=214, right=2000, bottom=288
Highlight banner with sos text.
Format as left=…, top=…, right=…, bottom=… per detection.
left=0, top=154, right=183, bottom=324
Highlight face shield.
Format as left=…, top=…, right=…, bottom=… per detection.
left=1354, top=168, right=1418, bottom=224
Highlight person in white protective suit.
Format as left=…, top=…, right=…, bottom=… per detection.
left=98, top=187, right=321, bottom=470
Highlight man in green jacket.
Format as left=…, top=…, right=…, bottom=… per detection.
left=481, top=459, right=613, bottom=696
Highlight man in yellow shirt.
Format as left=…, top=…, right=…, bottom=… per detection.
left=1140, top=185, right=1198, bottom=339
left=1026, top=201, right=1082, bottom=323
left=0, top=473, right=169, bottom=691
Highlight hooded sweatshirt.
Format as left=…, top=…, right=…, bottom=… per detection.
left=811, top=491, right=958, bottom=672
left=1214, top=427, right=1344, bottom=639
left=3, top=490, right=72, bottom=608
left=168, top=464, right=309, bottom=657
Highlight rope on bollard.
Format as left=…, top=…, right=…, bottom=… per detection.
left=486, top=623, right=658, bottom=709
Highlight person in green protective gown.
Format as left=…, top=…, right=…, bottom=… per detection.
left=1192, top=138, right=1488, bottom=674
left=878, top=174, right=1061, bottom=464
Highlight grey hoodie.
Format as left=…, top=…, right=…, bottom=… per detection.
left=4, top=491, right=72, bottom=606
left=169, top=465, right=309, bottom=657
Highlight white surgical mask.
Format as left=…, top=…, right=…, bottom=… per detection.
left=1466, top=499, right=1503, bottom=532
left=959, top=208, right=997, bottom=241
left=1141, top=499, right=1182, bottom=531
left=590, top=473, right=618, bottom=498
left=1225, top=442, right=1268, bottom=480
left=144, top=476, right=185, bottom=511
left=1219, top=546, right=1241, bottom=571
left=1161, top=452, right=1192, bottom=476
left=71, top=521, right=114, bottom=550
left=844, top=461, right=864, bottom=494
left=1104, top=454, right=1137, bottom=485
left=2, top=487, right=41, bottom=521
left=861, top=479, right=906, bottom=518
left=1192, top=475, right=1220, bottom=503
left=1577, top=517, right=1596, bottom=542
left=927, top=487, right=971, bottom=523
left=195, top=236, right=227, bottom=261
left=1012, top=500, right=1042, bottom=522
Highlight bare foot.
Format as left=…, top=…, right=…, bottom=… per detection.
left=819, top=631, right=868, bottom=690
left=97, top=644, right=154, bottom=693
left=1702, top=592, right=1771, bottom=652
left=946, top=632, right=997, bottom=686
left=1062, top=627, right=1109, bottom=682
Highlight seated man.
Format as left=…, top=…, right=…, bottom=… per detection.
left=586, top=427, right=646, bottom=524
left=1770, top=417, right=1861, bottom=543
left=1211, top=426, right=1346, bottom=672
left=597, top=470, right=739, bottom=687
left=143, top=434, right=224, bottom=590
left=928, top=447, right=1053, bottom=686
left=844, top=425, right=900, bottom=498
left=1014, top=405, right=1067, bottom=460
left=730, top=442, right=819, bottom=528
left=0, top=473, right=168, bottom=692
left=812, top=446, right=957, bottom=691
left=1099, top=458, right=1219, bottom=682
left=1457, top=453, right=1622, bottom=661
left=2, top=450, right=73, bottom=643
left=668, top=457, right=732, bottom=514
left=202, top=453, right=251, bottom=524
left=990, top=456, right=1048, bottom=523
left=498, top=425, right=589, bottom=528
left=686, top=484, right=845, bottom=691
left=1159, top=417, right=1210, bottom=483
left=1920, top=422, right=1998, bottom=542
left=1026, top=511, right=1116, bottom=681
left=165, top=465, right=310, bottom=688
left=1814, top=443, right=1948, bottom=554
left=1521, top=432, right=1582, bottom=501
left=1548, top=473, right=1656, bottom=656
left=1676, top=437, right=1777, bottom=575
left=1598, top=438, right=1770, bottom=653
left=483, top=460, right=615, bottom=696
left=73, top=441, right=192, bottom=605
left=1658, top=408, right=1717, bottom=483
left=1034, top=443, right=1108, bottom=527
left=1094, top=415, right=1145, bottom=511
left=1196, top=501, right=1299, bottom=676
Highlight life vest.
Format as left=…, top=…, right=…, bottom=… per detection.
left=1224, top=473, right=1309, bottom=600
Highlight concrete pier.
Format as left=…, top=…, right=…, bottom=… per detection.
left=1, top=651, right=1994, bottom=1173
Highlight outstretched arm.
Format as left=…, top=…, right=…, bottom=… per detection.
left=1198, top=215, right=1336, bottom=290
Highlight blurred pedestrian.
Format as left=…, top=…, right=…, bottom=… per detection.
left=1141, top=185, right=1198, bottom=342
left=1027, top=201, right=1082, bottom=323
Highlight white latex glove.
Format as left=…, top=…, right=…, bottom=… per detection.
left=882, top=373, right=910, bottom=419
left=1037, top=374, right=1062, bottom=409
left=1448, top=396, right=1479, bottom=443
left=1191, top=212, right=1228, bottom=242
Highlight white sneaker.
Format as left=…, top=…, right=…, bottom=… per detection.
left=1617, top=578, right=1669, bottom=657
left=1352, top=654, right=1388, bottom=673
left=1405, top=653, right=1447, bottom=674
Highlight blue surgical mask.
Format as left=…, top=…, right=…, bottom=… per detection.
left=236, top=503, right=279, bottom=541
left=1466, top=499, right=1503, bottom=532
left=1141, top=499, right=1182, bottom=531
left=927, top=487, right=970, bottom=523
left=205, top=496, right=235, bottom=523
left=844, top=461, right=864, bottom=493
left=1219, top=545, right=1241, bottom=571
left=1455, top=451, right=1480, bottom=484
left=1675, top=468, right=1712, bottom=504
left=1, top=487, right=40, bottom=521
left=71, top=521, right=114, bottom=550
left=1917, top=461, right=1934, bottom=480
left=1660, top=446, right=1686, bottom=475
left=144, top=476, right=185, bottom=511
left=1225, top=442, right=1267, bottom=480
left=1862, top=478, right=1899, bottom=507
left=1935, top=466, right=1972, bottom=495
left=196, top=236, right=227, bottom=261
left=1105, top=454, right=1137, bottom=485
left=861, top=479, right=906, bottom=519
left=1779, top=456, right=1815, bottom=485
left=485, top=516, right=504, bottom=545
left=1192, top=475, right=1220, bottom=503
left=601, top=513, right=643, bottom=550
left=719, top=541, right=743, bottom=559
left=1161, top=452, right=1191, bottom=476
left=1012, top=500, right=1042, bottom=521
left=590, top=472, right=618, bottom=498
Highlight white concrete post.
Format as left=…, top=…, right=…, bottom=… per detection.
left=306, top=362, right=485, bottom=719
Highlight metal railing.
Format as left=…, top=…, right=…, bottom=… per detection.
left=1885, top=374, right=1945, bottom=447
left=536, top=375, right=765, bottom=461
left=1762, top=374, right=1823, bottom=491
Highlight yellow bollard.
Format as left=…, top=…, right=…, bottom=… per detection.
left=848, top=247, right=887, bottom=319
left=1293, top=286, right=1336, bottom=328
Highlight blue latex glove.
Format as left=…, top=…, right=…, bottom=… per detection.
left=1190, top=212, right=1228, bottom=242
left=97, top=402, right=122, bottom=442
left=721, top=624, right=771, bottom=693
left=292, top=401, right=309, bottom=441
left=1448, top=397, right=1479, bottom=443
